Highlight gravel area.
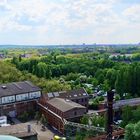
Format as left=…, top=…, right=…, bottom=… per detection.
left=29, top=120, right=57, bottom=140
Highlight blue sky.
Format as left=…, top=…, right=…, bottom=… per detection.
left=0, top=0, right=140, bottom=45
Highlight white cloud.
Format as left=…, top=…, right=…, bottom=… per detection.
left=0, top=0, right=139, bottom=44
left=123, top=4, right=140, bottom=22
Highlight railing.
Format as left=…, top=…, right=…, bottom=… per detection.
left=64, top=121, right=105, bottom=132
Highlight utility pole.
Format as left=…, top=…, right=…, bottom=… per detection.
left=106, top=90, right=114, bottom=140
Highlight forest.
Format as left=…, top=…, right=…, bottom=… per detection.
left=9, top=51, right=140, bottom=98
left=0, top=61, right=70, bottom=93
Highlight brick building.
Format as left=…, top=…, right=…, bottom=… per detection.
left=0, top=81, right=89, bottom=133
left=0, top=81, right=41, bottom=117
left=38, top=88, right=89, bottom=132
left=39, top=98, right=86, bottom=132
left=46, top=88, right=89, bottom=109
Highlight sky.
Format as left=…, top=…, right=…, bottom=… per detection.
left=0, top=0, right=140, bottom=45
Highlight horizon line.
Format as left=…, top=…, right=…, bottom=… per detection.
left=0, top=43, right=140, bottom=46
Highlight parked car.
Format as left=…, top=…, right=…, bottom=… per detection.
left=97, top=90, right=104, bottom=96
left=113, top=120, right=122, bottom=125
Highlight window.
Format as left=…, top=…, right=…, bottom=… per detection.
left=74, top=111, right=77, bottom=116
left=2, top=96, right=15, bottom=104
left=29, top=91, right=41, bottom=99
left=16, top=94, right=28, bottom=101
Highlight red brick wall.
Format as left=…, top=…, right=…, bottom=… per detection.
left=39, top=105, right=64, bottom=133
left=64, top=108, right=86, bottom=119
left=1, top=101, right=36, bottom=116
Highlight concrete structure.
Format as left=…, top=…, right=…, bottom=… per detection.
left=0, top=81, right=41, bottom=117
left=0, top=123, right=37, bottom=140
left=0, top=116, right=7, bottom=126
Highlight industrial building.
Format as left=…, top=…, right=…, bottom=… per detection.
left=0, top=81, right=41, bottom=117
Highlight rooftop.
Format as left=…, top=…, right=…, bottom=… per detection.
left=47, top=98, right=86, bottom=112
left=114, top=97, right=140, bottom=109
left=47, top=88, right=88, bottom=100
left=0, top=81, right=41, bottom=97
left=0, top=123, right=37, bottom=138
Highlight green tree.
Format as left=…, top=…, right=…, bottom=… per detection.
left=40, top=114, right=47, bottom=125
left=91, top=78, right=98, bottom=87
left=34, top=111, right=40, bottom=124
left=115, top=70, right=124, bottom=98
left=121, top=106, right=133, bottom=127
left=125, top=121, right=140, bottom=140
left=91, top=115, right=105, bottom=127
left=11, top=56, right=19, bottom=65
left=80, top=115, right=89, bottom=125
left=115, top=94, right=120, bottom=101
left=134, top=121, right=140, bottom=139
left=36, top=62, right=47, bottom=78
left=45, top=65, right=52, bottom=79
left=125, top=123, right=135, bottom=140
left=133, top=106, right=140, bottom=122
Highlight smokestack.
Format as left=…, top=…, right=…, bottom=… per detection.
left=106, top=90, right=114, bottom=140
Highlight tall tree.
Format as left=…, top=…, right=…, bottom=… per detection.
left=36, top=62, right=47, bottom=78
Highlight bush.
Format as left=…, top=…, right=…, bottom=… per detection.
left=40, top=114, right=47, bottom=125
left=18, top=111, right=29, bottom=122
left=98, top=96, right=104, bottom=101
left=91, top=102, right=98, bottom=110
left=115, top=94, right=120, bottom=101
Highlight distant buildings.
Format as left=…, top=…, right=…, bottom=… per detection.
left=109, top=53, right=132, bottom=58
left=0, top=53, right=5, bottom=59
left=20, top=53, right=32, bottom=58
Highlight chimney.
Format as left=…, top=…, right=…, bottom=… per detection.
left=106, top=90, right=114, bottom=140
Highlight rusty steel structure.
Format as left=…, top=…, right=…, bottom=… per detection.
left=106, top=90, right=114, bottom=140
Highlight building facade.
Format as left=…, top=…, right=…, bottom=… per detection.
left=39, top=98, right=87, bottom=132
left=0, top=81, right=41, bottom=117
